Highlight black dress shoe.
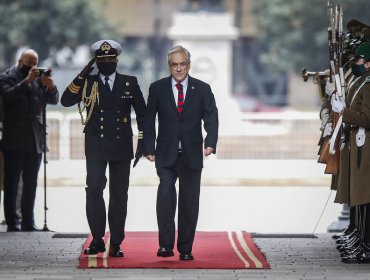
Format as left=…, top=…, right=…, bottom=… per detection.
left=179, top=253, right=194, bottom=261
left=109, top=244, right=124, bottom=257
left=21, top=225, right=41, bottom=232
left=157, top=247, right=174, bottom=257
left=7, top=226, right=21, bottom=232
left=84, top=238, right=105, bottom=255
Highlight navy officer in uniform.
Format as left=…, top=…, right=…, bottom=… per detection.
left=61, top=40, right=146, bottom=257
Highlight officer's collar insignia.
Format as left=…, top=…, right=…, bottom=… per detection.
left=366, top=76, right=370, bottom=83
left=100, top=41, right=111, bottom=52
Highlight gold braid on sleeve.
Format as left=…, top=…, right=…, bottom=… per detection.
left=77, top=80, right=99, bottom=125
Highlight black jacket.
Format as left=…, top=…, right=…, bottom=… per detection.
left=144, top=75, right=218, bottom=169
left=61, top=73, right=146, bottom=161
left=0, top=66, right=59, bottom=153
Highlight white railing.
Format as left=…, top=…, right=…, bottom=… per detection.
left=46, top=111, right=321, bottom=160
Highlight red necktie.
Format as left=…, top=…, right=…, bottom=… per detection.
left=176, top=83, right=184, bottom=113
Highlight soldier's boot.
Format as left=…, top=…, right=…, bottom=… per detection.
left=357, top=243, right=370, bottom=264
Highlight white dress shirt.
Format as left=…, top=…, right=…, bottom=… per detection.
left=100, top=72, right=116, bottom=91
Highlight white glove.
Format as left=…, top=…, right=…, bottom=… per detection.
left=325, top=81, right=335, bottom=96
left=320, top=108, right=329, bottom=130
left=323, top=122, right=333, bottom=137
left=331, top=94, right=345, bottom=113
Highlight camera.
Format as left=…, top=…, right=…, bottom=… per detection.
left=37, top=67, right=51, bottom=77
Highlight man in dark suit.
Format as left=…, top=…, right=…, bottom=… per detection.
left=0, top=49, right=59, bottom=231
left=61, top=40, right=146, bottom=257
left=144, top=45, right=218, bottom=261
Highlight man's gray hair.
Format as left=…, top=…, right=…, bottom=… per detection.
left=167, top=45, right=191, bottom=64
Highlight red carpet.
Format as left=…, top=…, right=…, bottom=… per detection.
left=79, top=231, right=270, bottom=269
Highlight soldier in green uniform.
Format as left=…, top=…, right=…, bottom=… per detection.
left=61, top=40, right=146, bottom=258
left=330, top=20, right=369, bottom=247
left=0, top=95, right=3, bottom=211
left=333, top=46, right=360, bottom=258
left=331, top=42, right=370, bottom=263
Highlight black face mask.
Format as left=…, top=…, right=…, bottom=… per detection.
left=19, top=65, right=32, bottom=78
left=351, top=63, right=367, bottom=77
left=97, top=62, right=117, bottom=76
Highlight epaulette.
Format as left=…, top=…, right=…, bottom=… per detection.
left=366, top=76, right=370, bottom=83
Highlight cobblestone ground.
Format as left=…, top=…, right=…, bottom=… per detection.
left=0, top=230, right=370, bottom=280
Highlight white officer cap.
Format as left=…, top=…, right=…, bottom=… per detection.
left=90, top=40, right=122, bottom=58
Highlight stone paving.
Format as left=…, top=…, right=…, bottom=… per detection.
left=0, top=158, right=367, bottom=279
left=0, top=229, right=370, bottom=280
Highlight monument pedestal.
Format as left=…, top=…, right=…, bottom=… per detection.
left=167, top=12, right=244, bottom=135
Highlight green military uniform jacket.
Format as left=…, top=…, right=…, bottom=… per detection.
left=341, top=71, right=370, bottom=206
left=335, top=72, right=362, bottom=203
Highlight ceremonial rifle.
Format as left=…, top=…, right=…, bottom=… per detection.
left=323, top=2, right=345, bottom=174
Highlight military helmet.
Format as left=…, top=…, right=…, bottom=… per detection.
left=355, top=42, right=370, bottom=60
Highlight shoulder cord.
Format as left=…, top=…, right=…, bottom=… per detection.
left=77, top=80, right=99, bottom=125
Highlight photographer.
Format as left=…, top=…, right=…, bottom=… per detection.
left=0, top=49, right=59, bottom=231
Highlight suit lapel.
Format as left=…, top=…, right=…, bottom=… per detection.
left=182, top=76, right=195, bottom=114
left=166, top=76, right=178, bottom=114
left=111, top=73, right=122, bottom=93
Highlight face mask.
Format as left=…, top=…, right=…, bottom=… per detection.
left=351, top=63, right=367, bottom=77
left=97, top=62, right=117, bottom=76
left=19, top=65, right=32, bottom=78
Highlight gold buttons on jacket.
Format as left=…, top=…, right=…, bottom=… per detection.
left=101, top=109, right=104, bottom=113
left=100, top=117, right=104, bottom=121
left=123, top=117, right=127, bottom=123
left=100, top=126, right=104, bottom=129
left=100, top=134, right=104, bottom=138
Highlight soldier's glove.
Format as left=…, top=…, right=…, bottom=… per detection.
left=323, top=122, right=333, bottom=137
left=331, top=94, right=345, bottom=113
left=325, top=80, right=335, bottom=96
left=78, top=58, right=96, bottom=79
left=320, top=108, right=329, bottom=130
left=133, top=132, right=144, bottom=168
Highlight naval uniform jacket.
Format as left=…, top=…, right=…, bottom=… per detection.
left=144, top=75, right=218, bottom=170
left=0, top=66, right=59, bottom=154
left=342, top=71, right=370, bottom=206
left=61, top=72, right=146, bottom=161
